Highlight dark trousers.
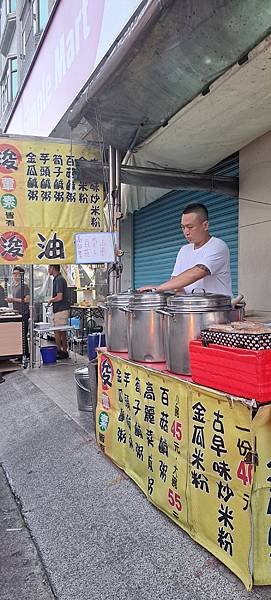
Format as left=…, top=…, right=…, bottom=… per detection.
left=23, top=315, right=30, bottom=358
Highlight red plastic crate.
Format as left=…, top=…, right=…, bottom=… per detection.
left=189, top=340, right=271, bottom=404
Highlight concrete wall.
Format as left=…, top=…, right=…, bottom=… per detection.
left=239, top=130, right=271, bottom=316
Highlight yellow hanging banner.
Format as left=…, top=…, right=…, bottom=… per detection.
left=251, top=405, right=271, bottom=586
left=0, top=136, right=103, bottom=264
left=96, top=352, right=254, bottom=590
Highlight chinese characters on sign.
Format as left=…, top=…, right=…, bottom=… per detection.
left=96, top=353, right=254, bottom=590
left=249, top=403, right=271, bottom=587
left=75, top=232, right=115, bottom=264
left=0, top=137, right=103, bottom=264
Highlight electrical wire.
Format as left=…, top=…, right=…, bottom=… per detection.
left=239, top=195, right=271, bottom=207
left=240, top=218, right=271, bottom=228
left=238, top=195, right=271, bottom=227
left=94, top=101, right=115, bottom=246
left=69, top=126, right=73, bottom=194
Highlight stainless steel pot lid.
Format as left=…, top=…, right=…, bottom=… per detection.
left=166, top=291, right=232, bottom=312
left=129, top=291, right=169, bottom=309
left=106, top=289, right=135, bottom=307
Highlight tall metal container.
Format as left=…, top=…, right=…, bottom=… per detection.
left=127, top=291, right=168, bottom=362
left=101, top=290, right=134, bottom=352
left=74, top=366, right=91, bottom=412
left=158, top=292, right=232, bottom=375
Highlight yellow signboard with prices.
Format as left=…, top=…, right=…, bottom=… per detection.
left=251, top=405, right=271, bottom=585
left=0, top=135, right=103, bottom=264
left=97, top=351, right=256, bottom=590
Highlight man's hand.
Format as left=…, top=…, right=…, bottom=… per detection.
left=7, top=296, right=13, bottom=303
left=47, top=299, right=53, bottom=307
left=138, top=286, right=157, bottom=292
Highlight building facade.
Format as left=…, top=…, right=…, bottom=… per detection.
left=0, top=0, right=54, bottom=129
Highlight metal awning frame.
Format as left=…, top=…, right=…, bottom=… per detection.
left=75, top=159, right=238, bottom=197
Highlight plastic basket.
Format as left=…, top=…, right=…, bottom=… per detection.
left=40, top=345, right=57, bottom=364
left=69, top=316, right=81, bottom=330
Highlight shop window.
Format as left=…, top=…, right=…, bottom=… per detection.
left=0, top=56, right=18, bottom=113
left=10, top=57, right=18, bottom=98
left=1, top=67, right=9, bottom=113
left=33, top=0, right=48, bottom=34
left=21, top=28, right=26, bottom=59
left=6, top=0, right=16, bottom=13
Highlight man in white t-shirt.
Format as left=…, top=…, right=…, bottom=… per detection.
left=140, top=203, right=232, bottom=296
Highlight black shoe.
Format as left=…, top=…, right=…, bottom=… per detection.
left=57, top=351, right=69, bottom=359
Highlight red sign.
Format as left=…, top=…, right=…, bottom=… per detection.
left=100, top=355, right=114, bottom=391
left=0, top=231, right=28, bottom=261
left=0, top=144, right=22, bottom=174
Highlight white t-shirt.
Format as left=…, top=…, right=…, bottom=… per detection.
left=171, top=236, right=232, bottom=296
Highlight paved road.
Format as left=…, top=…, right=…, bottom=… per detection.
left=0, top=368, right=270, bottom=600
left=0, top=464, right=55, bottom=600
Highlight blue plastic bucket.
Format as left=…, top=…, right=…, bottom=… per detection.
left=87, top=333, right=105, bottom=360
left=40, top=345, right=57, bottom=364
left=69, top=317, right=80, bottom=330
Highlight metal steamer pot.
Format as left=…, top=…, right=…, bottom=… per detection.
left=157, top=292, right=232, bottom=375
left=126, top=292, right=168, bottom=363
left=229, top=294, right=246, bottom=322
left=101, top=290, right=134, bottom=352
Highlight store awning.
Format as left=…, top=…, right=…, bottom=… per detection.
left=62, top=0, right=271, bottom=215
left=67, top=0, right=271, bottom=150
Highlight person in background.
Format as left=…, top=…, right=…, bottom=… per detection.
left=0, top=285, right=7, bottom=307
left=140, top=203, right=232, bottom=296
left=48, top=265, right=70, bottom=359
left=7, top=266, right=30, bottom=358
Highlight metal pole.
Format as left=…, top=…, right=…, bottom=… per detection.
left=115, top=148, right=122, bottom=293
left=20, top=270, right=26, bottom=364
left=29, top=265, right=35, bottom=368
left=109, top=146, right=116, bottom=294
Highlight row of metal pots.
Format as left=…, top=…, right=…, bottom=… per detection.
left=101, top=290, right=245, bottom=375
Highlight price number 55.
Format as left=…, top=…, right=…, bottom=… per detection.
left=168, top=488, right=182, bottom=511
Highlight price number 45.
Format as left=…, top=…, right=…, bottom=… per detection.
left=168, top=488, right=182, bottom=512
left=171, top=420, right=182, bottom=440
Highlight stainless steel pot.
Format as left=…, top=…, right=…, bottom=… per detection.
left=229, top=304, right=246, bottom=322
left=229, top=295, right=246, bottom=322
left=101, top=290, right=134, bottom=352
left=127, top=291, right=168, bottom=362
left=158, top=292, right=232, bottom=375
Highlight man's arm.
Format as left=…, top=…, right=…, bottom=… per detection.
left=48, top=276, right=65, bottom=306
left=48, top=292, right=63, bottom=306
left=154, top=264, right=210, bottom=293
left=7, top=287, right=30, bottom=304
left=170, top=275, right=185, bottom=294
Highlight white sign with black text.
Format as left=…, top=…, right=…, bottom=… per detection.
left=75, top=232, right=115, bottom=264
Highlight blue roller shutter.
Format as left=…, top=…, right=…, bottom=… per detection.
left=133, top=154, right=239, bottom=295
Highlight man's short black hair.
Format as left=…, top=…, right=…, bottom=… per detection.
left=51, top=265, right=60, bottom=272
left=13, top=266, right=25, bottom=274
left=182, top=203, right=208, bottom=221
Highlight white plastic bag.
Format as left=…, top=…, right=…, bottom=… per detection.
left=47, top=305, right=54, bottom=326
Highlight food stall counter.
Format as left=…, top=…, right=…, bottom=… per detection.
left=96, top=348, right=271, bottom=591
left=0, top=308, right=23, bottom=359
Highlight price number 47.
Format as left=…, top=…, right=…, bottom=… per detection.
left=236, top=460, right=253, bottom=486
